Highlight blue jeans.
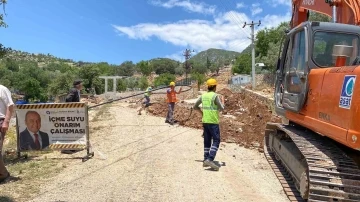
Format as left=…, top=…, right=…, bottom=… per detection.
left=143, top=96, right=150, bottom=107
left=203, top=123, right=220, bottom=161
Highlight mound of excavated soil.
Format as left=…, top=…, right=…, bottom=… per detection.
left=147, top=88, right=281, bottom=152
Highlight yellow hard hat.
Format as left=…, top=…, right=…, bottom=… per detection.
left=169, top=81, right=175, bottom=86
left=206, top=78, right=217, bottom=86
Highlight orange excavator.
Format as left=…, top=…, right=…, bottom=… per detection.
left=264, top=0, right=360, bottom=201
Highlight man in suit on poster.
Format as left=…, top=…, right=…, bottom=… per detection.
left=19, top=110, right=49, bottom=150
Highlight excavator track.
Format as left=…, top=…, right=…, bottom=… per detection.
left=264, top=122, right=360, bottom=202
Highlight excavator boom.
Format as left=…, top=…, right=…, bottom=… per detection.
left=291, top=0, right=360, bottom=28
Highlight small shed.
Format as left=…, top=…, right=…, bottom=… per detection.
left=231, top=74, right=252, bottom=85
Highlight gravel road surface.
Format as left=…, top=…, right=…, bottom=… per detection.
left=28, top=103, right=289, bottom=202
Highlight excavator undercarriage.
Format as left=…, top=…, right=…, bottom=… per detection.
left=264, top=122, right=360, bottom=202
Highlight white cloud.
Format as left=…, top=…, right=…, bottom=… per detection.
left=112, top=11, right=291, bottom=58
left=236, top=2, right=246, bottom=8
left=266, top=0, right=291, bottom=7
left=149, top=0, right=216, bottom=15
left=165, top=51, right=184, bottom=62
left=251, top=3, right=263, bottom=16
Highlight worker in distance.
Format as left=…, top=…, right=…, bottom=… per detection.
left=138, top=84, right=155, bottom=115
left=165, top=81, right=182, bottom=125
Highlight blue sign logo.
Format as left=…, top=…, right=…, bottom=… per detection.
left=339, top=75, right=356, bottom=109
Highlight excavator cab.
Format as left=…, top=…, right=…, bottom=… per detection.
left=274, top=21, right=360, bottom=117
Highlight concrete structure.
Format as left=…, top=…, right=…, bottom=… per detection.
left=231, top=74, right=252, bottom=85
left=99, top=76, right=127, bottom=99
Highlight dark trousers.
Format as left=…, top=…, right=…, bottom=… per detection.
left=143, top=96, right=150, bottom=107
left=203, top=123, right=220, bottom=161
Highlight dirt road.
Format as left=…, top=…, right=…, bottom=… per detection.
left=27, top=103, right=289, bottom=202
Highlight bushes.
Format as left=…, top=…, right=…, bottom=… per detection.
left=154, top=73, right=176, bottom=87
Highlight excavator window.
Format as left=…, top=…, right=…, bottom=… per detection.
left=284, top=29, right=306, bottom=94
left=312, top=31, right=359, bottom=67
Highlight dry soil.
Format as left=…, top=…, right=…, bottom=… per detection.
left=22, top=103, right=289, bottom=202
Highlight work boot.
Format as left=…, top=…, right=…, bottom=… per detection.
left=203, top=159, right=219, bottom=171
left=203, top=160, right=210, bottom=167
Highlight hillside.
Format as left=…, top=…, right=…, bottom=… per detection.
left=240, top=45, right=252, bottom=54
left=0, top=48, right=189, bottom=102
left=3, top=49, right=96, bottom=67
left=189, top=48, right=241, bottom=64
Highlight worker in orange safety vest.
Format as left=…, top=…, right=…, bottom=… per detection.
left=165, top=81, right=182, bottom=125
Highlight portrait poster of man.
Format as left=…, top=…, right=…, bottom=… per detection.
left=16, top=105, right=87, bottom=152
left=19, top=111, right=50, bottom=150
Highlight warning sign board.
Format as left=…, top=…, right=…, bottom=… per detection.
left=15, top=103, right=89, bottom=152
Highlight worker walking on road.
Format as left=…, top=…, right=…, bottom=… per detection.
left=165, top=81, right=182, bottom=125
left=193, top=78, right=224, bottom=171
left=138, top=84, right=154, bottom=115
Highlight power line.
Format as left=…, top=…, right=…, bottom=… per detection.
left=243, top=20, right=261, bottom=89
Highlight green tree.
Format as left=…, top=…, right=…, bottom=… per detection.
left=232, top=53, right=251, bottom=74
left=125, top=77, right=138, bottom=89
left=48, top=72, right=77, bottom=96
left=151, top=58, right=177, bottom=74
left=209, top=64, right=217, bottom=73
left=174, top=65, right=184, bottom=76
left=136, top=60, right=152, bottom=76
left=79, top=64, right=101, bottom=89
left=4, top=58, right=18, bottom=71
left=0, top=0, right=7, bottom=28
left=117, top=79, right=127, bottom=92
left=138, top=76, right=149, bottom=90
left=0, top=1, right=10, bottom=59
left=116, top=61, right=135, bottom=76
left=261, top=42, right=282, bottom=71
left=206, top=57, right=211, bottom=69
left=97, top=62, right=115, bottom=76
left=191, top=72, right=206, bottom=91
left=309, top=11, right=331, bottom=22
left=215, top=59, right=224, bottom=75
left=154, top=73, right=176, bottom=87
left=192, top=62, right=207, bottom=74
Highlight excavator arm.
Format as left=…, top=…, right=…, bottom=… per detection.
left=291, top=0, right=360, bottom=28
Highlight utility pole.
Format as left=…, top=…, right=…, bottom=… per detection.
left=183, top=48, right=194, bottom=84
left=243, top=20, right=261, bottom=89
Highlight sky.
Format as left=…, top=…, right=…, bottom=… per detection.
left=1, top=0, right=291, bottom=64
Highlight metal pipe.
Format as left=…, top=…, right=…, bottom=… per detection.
left=332, top=6, right=337, bottom=23
left=88, top=85, right=192, bottom=109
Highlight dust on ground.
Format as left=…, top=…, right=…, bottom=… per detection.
left=23, top=103, right=288, bottom=202
left=147, top=88, right=281, bottom=152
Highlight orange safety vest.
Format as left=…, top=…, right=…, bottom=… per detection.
left=166, top=88, right=177, bottom=103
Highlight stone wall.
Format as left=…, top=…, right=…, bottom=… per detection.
left=229, top=84, right=275, bottom=114
left=255, top=73, right=275, bottom=86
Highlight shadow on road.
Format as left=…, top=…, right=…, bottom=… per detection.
left=0, top=196, right=15, bottom=202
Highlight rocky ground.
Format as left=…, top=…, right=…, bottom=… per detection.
left=144, top=88, right=281, bottom=151
left=17, top=103, right=288, bottom=202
